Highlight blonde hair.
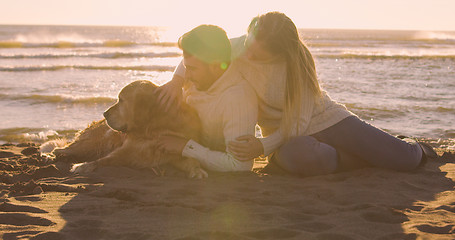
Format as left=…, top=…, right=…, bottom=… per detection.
left=248, top=12, right=322, bottom=139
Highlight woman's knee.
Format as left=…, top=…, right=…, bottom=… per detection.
left=276, top=136, right=338, bottom=176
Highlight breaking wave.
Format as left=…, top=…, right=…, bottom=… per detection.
left=316, top=53, right=455, bottom=60
left=345, top=103, right=455, bottom=119
left=0, top=93, right=116, bottom=105
left=0, top=65, right=175, bottom=72
left=0, top=40, right=176, bottom=49
left=0, top=51, right=181, bottom=59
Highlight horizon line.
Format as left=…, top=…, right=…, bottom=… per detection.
left=1, top=23, right=455, bottom=33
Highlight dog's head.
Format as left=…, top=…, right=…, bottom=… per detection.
left=104, top=80, right=162, bottom=133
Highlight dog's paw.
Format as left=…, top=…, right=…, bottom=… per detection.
left=71, top=162, right=96, bottom=174
left=188, top=167, right=208, bottom=179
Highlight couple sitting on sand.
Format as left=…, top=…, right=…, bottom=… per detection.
left=156, top=12, right=428, bottom=176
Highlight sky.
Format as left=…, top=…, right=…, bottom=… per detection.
left=1, top=0, right=454, bottom=36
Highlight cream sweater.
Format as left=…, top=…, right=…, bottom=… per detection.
left=230, top=36, right=354, bottom=156
left=179, top=61, right=258, bottom=172
left=236, top=57, right=353, bottom=156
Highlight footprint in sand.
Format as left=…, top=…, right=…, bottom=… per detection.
left=405, top=205, right=425, bottom=212
left=21, top=147, right=39, bottom=156
left=435, top=203, right=455, bottom=213
left=14, top=196, right=44, bottom=202
left=0, top=151, right=15, bottom=158
left=0, top=213, right=54, bottom=226
left=416, top=224, right=455, bottom=234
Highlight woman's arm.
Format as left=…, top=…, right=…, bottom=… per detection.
left=259, top=130, right=286, bottom=156
left=229, top=89, right=317, bottom=159
left=228, top=129, right=285, bottom=160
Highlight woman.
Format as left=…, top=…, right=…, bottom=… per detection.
left=161, top=12, right=431, bottom=176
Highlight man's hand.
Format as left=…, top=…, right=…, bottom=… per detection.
left=228, top=135, right=264, bottom=161
left=157, top=135, right=189, bottom=155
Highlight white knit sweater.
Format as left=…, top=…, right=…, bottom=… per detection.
left=230, top=36, right=354, bottom=156
left=236, top=57, right=353, bottom=156
left=179, top=61, right=258, bottom=172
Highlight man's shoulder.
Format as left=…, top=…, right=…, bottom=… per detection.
left=220, top=81, right=256, bottom=103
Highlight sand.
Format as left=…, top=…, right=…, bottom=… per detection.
left=0, top=139, right=454, bottom=240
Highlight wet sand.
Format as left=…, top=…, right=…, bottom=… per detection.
left=0, top=139, right=454, bottom=240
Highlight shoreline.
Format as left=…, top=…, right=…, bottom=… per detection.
left=0, top=139, right=454, bottom=239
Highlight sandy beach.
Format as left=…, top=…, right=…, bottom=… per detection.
left=0, top=139, right=454, bottom=240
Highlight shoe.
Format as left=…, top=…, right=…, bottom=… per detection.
left=417, top=141, right=438, bottom=159
left=396, top=135, right=438, bottom=167
left=396, top=135, right=438, bottom=159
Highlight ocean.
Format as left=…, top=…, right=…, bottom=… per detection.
left=0, top=25, right=454, bottom=144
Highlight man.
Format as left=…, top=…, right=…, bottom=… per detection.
left=157, top=25, right=258, bottom=172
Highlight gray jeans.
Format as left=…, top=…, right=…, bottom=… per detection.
left=275, top=116, right=423, bottom=176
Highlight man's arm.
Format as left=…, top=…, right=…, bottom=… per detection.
left=157, top=61, right=186, bottom=111
left=182, top=140, right=253, bottom=172
left=182, top=86, right=258, bottom=172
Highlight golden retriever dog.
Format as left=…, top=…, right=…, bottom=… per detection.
left=53, top=80, right=207, bottom=178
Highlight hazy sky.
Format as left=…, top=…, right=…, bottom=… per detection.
left=1, top=0, right=454, bottom=36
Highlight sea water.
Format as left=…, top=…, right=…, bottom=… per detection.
left=0, top=25, right=454, bottom=143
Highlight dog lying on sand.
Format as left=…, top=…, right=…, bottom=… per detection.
left=44, top=80, right=207, bottom=178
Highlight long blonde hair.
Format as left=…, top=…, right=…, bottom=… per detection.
left=248, top=12, right=322, bottom=139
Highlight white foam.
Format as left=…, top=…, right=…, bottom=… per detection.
left=414, top=31, right=455, bottom=41
left=23, top=130, right=58, bottom=142
left=14, top=32, right=101, bottom=45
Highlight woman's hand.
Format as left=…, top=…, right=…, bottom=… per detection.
left=228, top=135, right=264, bottom=161
left=155, top=78, right=183, bottom=112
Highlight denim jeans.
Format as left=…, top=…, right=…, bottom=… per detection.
left=275, top=116, right=423, bottom=176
